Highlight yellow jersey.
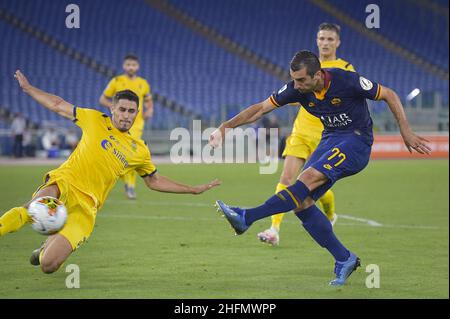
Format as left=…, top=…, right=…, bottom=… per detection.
left=103, top=75, right=151, bottom=135
left=47, top=107, right=157, bottom=210
left=292, top=58, right=355, bottom=137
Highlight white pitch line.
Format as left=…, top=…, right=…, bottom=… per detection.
left=98, top=213, right=441, bottom=230
left=108, top=200, right=384, bottom=226
left=338, top=214, right=383, bottom=227
left=108, top=199, right=214, bottom=207
left=102, top=200, right=443, bottom=230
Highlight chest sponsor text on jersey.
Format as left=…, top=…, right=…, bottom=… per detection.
left=320, top=113, right=353, bottom=128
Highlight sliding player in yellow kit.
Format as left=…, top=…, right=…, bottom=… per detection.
left=0, top=70, right=220, bottom=274
left=257, top=23, right=356, bottom=246
left=100, top=54, right=153, bottom=199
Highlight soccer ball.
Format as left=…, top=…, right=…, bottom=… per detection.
left=28, top=196, right=68, bottom=235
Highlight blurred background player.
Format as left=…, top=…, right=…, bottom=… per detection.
left=41, top=127, right=61, bottom=158
left=100, top=54, right=154, bottom=199
left=10, top=112, right=26, bottom=158
left=258, top=23, right=356, bottom=246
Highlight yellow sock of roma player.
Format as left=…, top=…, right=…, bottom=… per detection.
left=0, top=207, right=31, bottom=237
left=270, top=183, right=288, bottom=231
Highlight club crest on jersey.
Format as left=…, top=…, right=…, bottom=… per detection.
left=331, top=98, right=342, bottom=106
left=131, top=141, right=137, bottom=151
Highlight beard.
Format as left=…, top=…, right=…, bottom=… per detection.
left=125, top=70, right=137, bottom=77
left=113, top=119, right=132, bottom=132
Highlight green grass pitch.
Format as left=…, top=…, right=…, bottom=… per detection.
left=0, top=159, right=448, bottom=298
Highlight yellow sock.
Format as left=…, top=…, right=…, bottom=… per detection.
left=127, top=170, right=136, bottom=188
left=121, top=171, right=136, bottom=188
left=271, top=183, right=288, bottom=231
left=317, top=199, right=324, bottom=213
left=39, top=248, right=45, bottom=264
left=318, top=189, right=335, bottom=221
left=0, top=207, right=31, bottom=237
left=121, top=174, right=129, bottom=186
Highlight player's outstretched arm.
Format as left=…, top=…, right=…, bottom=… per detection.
left=99, top=94, right=113, bottom=110
left=209, top=98, right=275, bottom=148
left=143, top=95, right=154, bottom=119
left=144, top=173, right=221, bottom=195
left=378, top=85, right=431, bottom=155
left=14, top=70, right=74, bottom=120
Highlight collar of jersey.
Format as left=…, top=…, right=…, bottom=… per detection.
left=313, top=69, right=332, bottom=101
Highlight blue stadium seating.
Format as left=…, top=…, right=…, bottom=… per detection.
left=0, top=16, right=191, bottom=130
left=0, top=19, right=100, bottom=128
left=0, top=0, right=447, bottom=133
left=0, top=0, right=286, bottom=127
left=325, top=0, right=448, bottom=70
left=169, top=0, right=448, bottom=103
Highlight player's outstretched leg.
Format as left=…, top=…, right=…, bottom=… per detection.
left=29, top=235, right=59, bottom=266
left=257, top=182, right=286, bottom=246
left=38, top=233, right=73, bottom=274
left=215, top=200, right=248, bottom=235
left=294, top=205, right=359, bottom=286
left=216, top=178, right=313, bottom=235
left=258, top=156, right=306, bottom=246
left=0, top=206, right=31, bottom=237
left=30, top=242, right=46, bottom=266
left=0, top=183, right=61, bottom=237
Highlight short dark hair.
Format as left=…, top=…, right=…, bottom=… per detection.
left=123, top=54, right=139, bottom=62
left=290, top=50, right=321, bottom=76
left=318, top=22, right=341, bottom=37
left=113, top=90, right=139, bottom=108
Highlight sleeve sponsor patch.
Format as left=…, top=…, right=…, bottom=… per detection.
left=359, top=76, right=373, bottom=91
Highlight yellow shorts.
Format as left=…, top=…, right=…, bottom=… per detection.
left=282, top=133, right=321, bottom=160
left=33, top=174, right=97, bottom=251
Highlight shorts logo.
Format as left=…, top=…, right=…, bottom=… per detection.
left=359, top=76, right=373, bottom=91
left=331, top=98, right=342, bottom=106
left=101, top=139, right=113, bottom=150
left=308, top=102, right=315, bottom=107
left=323, top=164, right=333, bottom=170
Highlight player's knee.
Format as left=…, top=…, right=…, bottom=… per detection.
left=40, top=257, right=62, bottom=274
left=279, top=172, right=294, bottom=186
left=300, top=168, right=327, bottom=185
left=293, top=197, right=315, bottom=212
left=303, top=197, right=315, bottom=208
left=280, top=166, right=300, bottom=185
